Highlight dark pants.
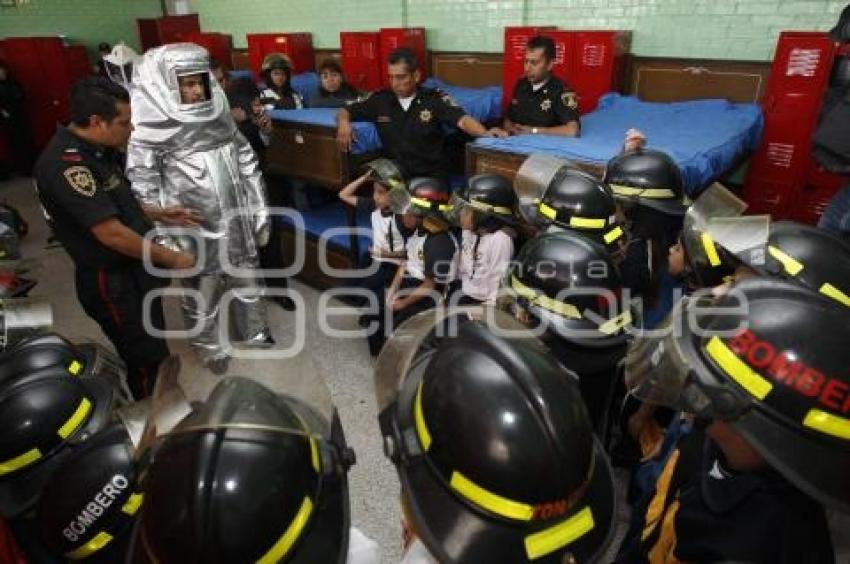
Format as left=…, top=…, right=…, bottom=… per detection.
left=367, top=277, right=440, bottom=357
left=261, top=174, right=293, bottom=291
left=344, top=259, right=398, bottom=311
left=74, top=263, right=169, bottom=399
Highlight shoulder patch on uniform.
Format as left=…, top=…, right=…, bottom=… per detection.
left=437, top=89, right=459, bottom=107
left=561, top=91, right=578, bottom=110
left=63, top=166, right=98, bottom=197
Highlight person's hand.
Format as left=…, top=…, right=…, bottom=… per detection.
left=623, top=128, right=646, bottom=152
left=255, top=221, right=271, bottom=248
left=231, top=107, right=248, bottom=123
left=171, top=251, right=196, bottom=270
left=389, top=296, right=407, bottom=311
left=513, top=124, right=533, bottom=135
left=158, top=206, right=203, bottom=227
left=255, top=112, right=272, bottom=134
left=336, top=122, right=355, bottom=152
left=485, top=127, right=509, bottom=138
left=371, top=245, right=389, bottom=259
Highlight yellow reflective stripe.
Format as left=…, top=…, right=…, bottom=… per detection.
left=414, top=382, right=432, bottom=451
left=525, top=506, right=595, bottom=560
left=256, top=496, right=314, bottom=564
left=767, top=245, right=804, bottom=276
left=65, top=531, right=113, bottom=560
left=437, top=204, right=453, bottom=212
left=603, top=225, right=624, bottom=244
left=538, top=202, right=556, bottom=220
left=705, top=336, right=773, bottom=400
left=609, top=184, right=676, bottom=199
left=701, top=233, right=721, bottom=266
left=450, top=471, right=534, bottom=521
left=510, top=276, right=581, bottom=319
left=0, top=448, right=42, bottom=476
left=309, top=437, right=321, bottom=473
left=569, top=216, right=606, bottom=229
left=598, top=309, right=632, bottom=335
left=58, top=398, right=92, bottom=439
left=68, top=360, right=83, bottom=376
left=819, top=283, right=850, bottom=307
left=121, top=493, right=144, bottom=516
left=803, top=409, right=850, bottom=440
left=469, top=199, right=513, bottom=215
left=410, top=197, right=431, bottom=207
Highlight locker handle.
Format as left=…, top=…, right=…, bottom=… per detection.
left=682, top=66, right=710, bottom=75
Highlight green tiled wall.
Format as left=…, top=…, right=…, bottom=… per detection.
left=0, top=0, right=162, bottom=56
left=193, top=0, right=843, bottom=60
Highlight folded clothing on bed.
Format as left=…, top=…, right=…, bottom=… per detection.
left=473, top=93, right=764, bottom=195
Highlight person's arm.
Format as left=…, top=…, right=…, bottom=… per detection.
left=336, top=94, right=377, bottom=152
left=233, top=130, right=271, bottom=246
left=338, top=172, right=372, bottom=207
left=391, top=277, right=435, bottom=310
left=125, top=142, right=165, bottom=209
left=385, top=263, right=406, bottom=307
left=502, top=116, right=520, bottom=135
left=457, top=115, right=508, bottom=138
left=543, top=88, right=580, bottom=137
left=90, top=218, right=195, bottom=269
left=526, top=122, right=580, bottom=136
left=141, top=204, right=202, bottom=227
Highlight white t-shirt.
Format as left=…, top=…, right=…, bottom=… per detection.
left=398, top=95, right=415, bottom=111
left=371, top=209, right=406, bottom=265
left=458, top=229, right=514, bottom=304
left=531, top=78, right=550, bottom=92
left=405, top=231, right=428, bottom=280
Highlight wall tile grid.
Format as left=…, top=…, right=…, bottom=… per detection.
left=191, top=0, right=844, bottom=60
left=0, top=0, right=162, bottom=55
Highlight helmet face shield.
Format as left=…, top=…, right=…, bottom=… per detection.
left=514, top=154, right=572, bottom=227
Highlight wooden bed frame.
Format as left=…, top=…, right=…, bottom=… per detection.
left=466, top=55, right=771, bottom=183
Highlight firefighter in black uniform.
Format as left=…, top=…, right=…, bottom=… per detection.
left=619, top=278, right=846, bottom=563
left=34, top=77, right=197, bottom=399
left=336, top=47, right=506, bottom=181
left=504, top=35, right=581, bottom=137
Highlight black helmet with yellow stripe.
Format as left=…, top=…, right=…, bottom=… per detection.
left=135, top=370, right=354, bottom=563
left=627, top=277, right=850, bottom=513
left=36, top=423, right=142, bottom=562
left=604, top=149, right=687, bottom=216
left=756, top=221, right=850, bottom=307
left=446, top=174, right=517, bottom=231
left=404, top=177, right=452, bottom=218
left=0, top=335, right=125, bottom=518
left=501, top=231, right=633, bottom=349
left=538, top=168, right=626, bottom=254
left=374, top=307, right=616, bottom=563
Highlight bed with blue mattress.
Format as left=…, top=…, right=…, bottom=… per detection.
left=227, top=70, right=320, bottom=103
left=467, top=93, right=764, bottom=196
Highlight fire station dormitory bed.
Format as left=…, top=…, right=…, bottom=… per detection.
left=468, top=93, right=764, bottom=197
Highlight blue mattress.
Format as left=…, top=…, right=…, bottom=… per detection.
left=473, top=93, right=764, bottom=195
left=422, top=77, right=503, bottom=123
left=278, top=200, right=372, bottom=258
left=228, top=69, right=255, bottom=82
left=268, top=108, right=382, bottom=155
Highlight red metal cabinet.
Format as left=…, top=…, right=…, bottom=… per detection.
left=246, top=33, right=314, bottom=78
left=378, top=27, right=427, bottom=87
left=340, top=32, right=382, bottom=92
left=502, top=26, right=555, bottom=110
left=542, top=30, right=631, bottom=114
left=185, top=32, right=233, bottom=69
left=0, top=37, right=90, bottom=151
left=743, top=32, right=842, bottom=223
left=136, top=14, right=200, bottom=52
left=569, top=31, right=631, bottom=113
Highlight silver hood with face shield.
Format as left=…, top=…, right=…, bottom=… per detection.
left=129, top=43, right=235, bottom=149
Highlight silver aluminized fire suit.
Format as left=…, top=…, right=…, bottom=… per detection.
left=126, top=43, right=271, bottom=364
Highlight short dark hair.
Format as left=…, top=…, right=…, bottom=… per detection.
left=70, top=76, right=130, bottom=127
left=209, top=58, right=222, bottom=71
left=98, top=42, right=111, bottom=53
left=319, top=58, right=343, bottom=75
left=388, top=47, right=418, bottom=72
left=527, top=35, right=556, bottom=62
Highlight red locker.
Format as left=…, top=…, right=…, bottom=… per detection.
left=743, top=32, right=839, bottom=222
left=136, top=14, right=201, bottom=52
left=340, top=32, right=382, bottom=92
left=378, top=27, right=427, bottom=87
left=1, top=37, right=81, bottom=151
left=502, top=26, right=556, bottom=110
left=569, top=31, right=631, bottom=113
left=246, top=33, right=314, bottom=78
left=64, top=45, right=92, bottom=82
left=185, top=32, right=233, bottom=69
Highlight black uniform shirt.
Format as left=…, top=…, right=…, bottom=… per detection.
left=506, top=76, right=580, bottom=129
left=346, top=87, right=466, bottom=179
left=34, top=126, right=153, bottom=270
left=617, top=430, right=835, bottom=564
